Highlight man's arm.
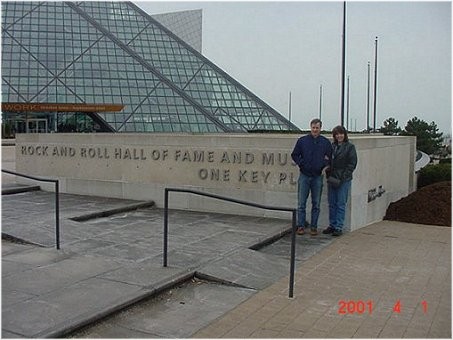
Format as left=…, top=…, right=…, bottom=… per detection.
left=291, top=139, right=303, bottom=168
left=322, top=139, right=333, bottom=168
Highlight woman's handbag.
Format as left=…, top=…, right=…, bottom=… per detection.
left=327, top=176, right=341, bottom=188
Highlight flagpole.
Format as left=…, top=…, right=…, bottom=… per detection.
left=288, top=91, right=292, bottom=122
left=340, top=1, right=347, bottom=126
left=319, top=85, right=323, bottom=121
left=346, top=75, right=350, bottom=130
left=373, top=36, right=378, bottom=132
left=367, top=61, right=371, bottom=132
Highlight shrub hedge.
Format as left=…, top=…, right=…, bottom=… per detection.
left=417, top=163, right=451, bottom=188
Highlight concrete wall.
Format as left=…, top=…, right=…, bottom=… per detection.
left=2, top=143, right=16, bottom=185
left=15, top=133, right=416, bottom=231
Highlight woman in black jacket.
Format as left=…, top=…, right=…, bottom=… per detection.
left=322, top=126, right=357, bottom=236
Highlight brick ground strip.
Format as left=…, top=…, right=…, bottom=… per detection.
left=193, top=221, right=451, bottom=338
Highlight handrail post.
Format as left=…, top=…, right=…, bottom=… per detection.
left=163, top=188, right=169, bottom=267
left=289, top=209, right=297, bottom=298
left=55, top=180, right=60, bottom=250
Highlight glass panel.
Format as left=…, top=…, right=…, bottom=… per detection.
left=1, top=32, right=54, bottom=101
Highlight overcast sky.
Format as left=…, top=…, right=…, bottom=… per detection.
left=136, top=1, right=451, bottom=135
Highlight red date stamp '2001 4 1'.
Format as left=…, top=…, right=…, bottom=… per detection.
left=338, top=300, right=428, bottom=315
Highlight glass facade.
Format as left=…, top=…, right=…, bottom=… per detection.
left=1, top=1, right=298, bottom=134
left=152, top=9, right=202, bottom=53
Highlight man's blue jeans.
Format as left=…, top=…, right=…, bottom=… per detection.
left=297, top=173, right=323, bottom=229
left=328, top=180, right=351, bottom=231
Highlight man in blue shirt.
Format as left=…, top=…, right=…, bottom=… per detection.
left=291, top=118, right=332, bottom=235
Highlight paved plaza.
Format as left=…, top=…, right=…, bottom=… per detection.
left=1, top=181, right=451, bottom=338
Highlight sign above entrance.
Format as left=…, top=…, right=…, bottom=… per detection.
left=1, top=103, right=124, bottom=113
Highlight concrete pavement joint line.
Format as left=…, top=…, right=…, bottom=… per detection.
left=69, top=201, right=155, bottom=221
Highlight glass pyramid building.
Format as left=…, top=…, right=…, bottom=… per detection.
left=1, top=1, right=298, bottom=133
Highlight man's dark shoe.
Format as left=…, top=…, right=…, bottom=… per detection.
left=296, top=227, right=305, bottom=235
left=310, top=228, right=318, bottom=236
left=332, top=230, right=343, bottom=237
left=322, top=227, right=335, bottom=234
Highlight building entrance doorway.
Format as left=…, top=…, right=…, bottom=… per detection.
left=26, top=118, right=48, bottom=133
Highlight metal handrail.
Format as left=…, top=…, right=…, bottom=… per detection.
left=163, top=187, right=297, bottom=298
left=2, top=169, right=60, bottom=249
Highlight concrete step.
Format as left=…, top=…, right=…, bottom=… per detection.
left=69, top=201, right=155, bottom=222
left=2, top=184, right=41, bottom=195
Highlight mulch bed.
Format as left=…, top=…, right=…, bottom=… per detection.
left=384, top=181, right=451, bottom=227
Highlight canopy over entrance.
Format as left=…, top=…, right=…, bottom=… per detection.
left=1, top=103, right=124, bottom=137
left=1, top=103, right=124, bottom=113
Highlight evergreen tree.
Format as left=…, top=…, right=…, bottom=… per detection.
left=380, top=117, right=401, bottom=135
left=401, top=117, right=443, bottom=155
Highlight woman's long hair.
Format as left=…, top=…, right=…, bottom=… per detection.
left=332, top=125, right=349, bottom=143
